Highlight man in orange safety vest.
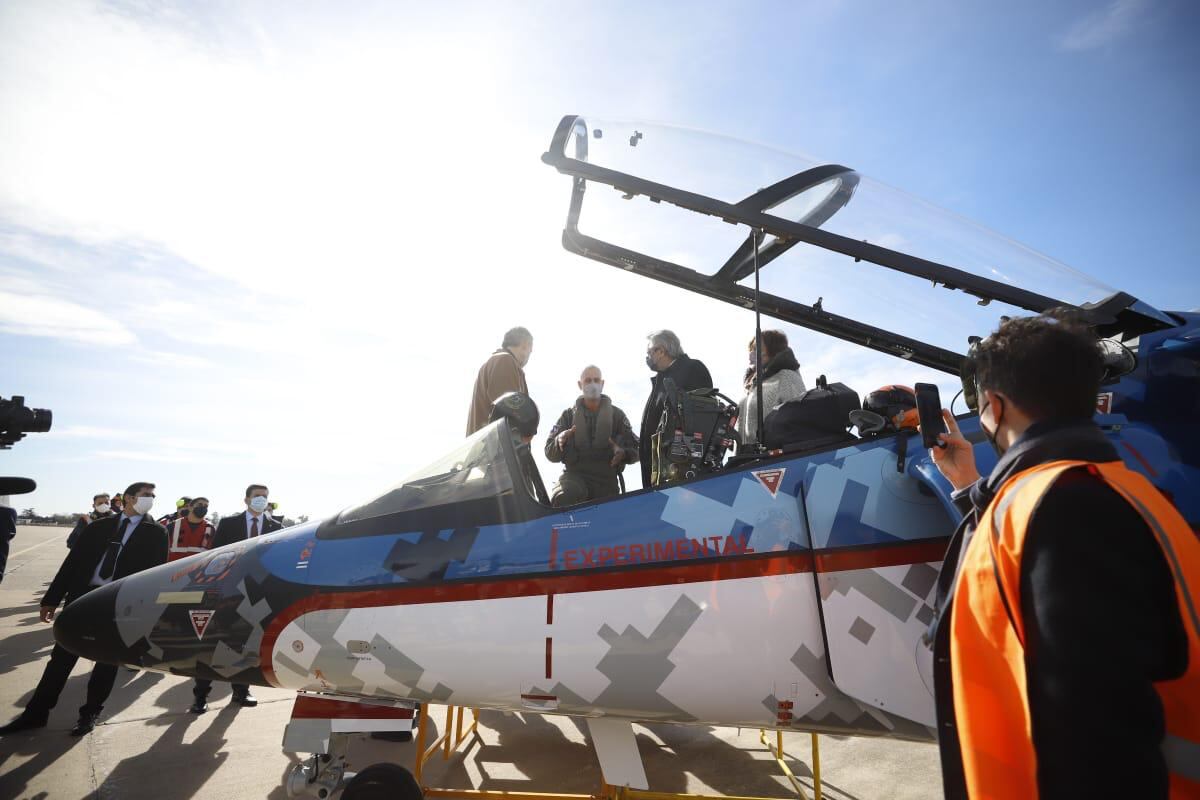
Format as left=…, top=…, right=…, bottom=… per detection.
left=925, top=311, right=1198, bottom=799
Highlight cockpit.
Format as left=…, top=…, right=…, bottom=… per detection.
left=325, top=420, right=549, bottom=537
left=325, top=116, right=1179, bottom=531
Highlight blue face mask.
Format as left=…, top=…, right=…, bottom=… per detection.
left=249, top=496, right=269, bottom=513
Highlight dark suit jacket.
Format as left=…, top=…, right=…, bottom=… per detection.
left=212, top=512, right=282, bottom=549
left=44, top=515, right=168, bottom=608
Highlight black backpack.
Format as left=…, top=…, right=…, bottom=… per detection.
left=762, top=375, right=860, bottom=452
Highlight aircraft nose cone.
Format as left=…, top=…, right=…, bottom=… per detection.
left=54, top=583, right=131, bottom=666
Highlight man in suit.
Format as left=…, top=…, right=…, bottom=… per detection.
left=190, top=483, right=281, bottom=713
left=0, top=482, right=167, bottom=737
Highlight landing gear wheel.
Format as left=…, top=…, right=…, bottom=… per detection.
left=341, top=763, right=422, bottom=800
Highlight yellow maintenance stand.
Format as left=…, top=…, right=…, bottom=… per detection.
left=407, top=705, right=823, bottom=800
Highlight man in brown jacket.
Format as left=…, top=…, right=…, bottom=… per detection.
left=466, top=327, right=533, bottom=435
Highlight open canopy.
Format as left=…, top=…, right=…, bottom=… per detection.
left=542, top=116, right=1174, bottom=373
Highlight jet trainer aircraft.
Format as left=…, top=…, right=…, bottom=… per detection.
left=54, top=116, right=1199, bottom=797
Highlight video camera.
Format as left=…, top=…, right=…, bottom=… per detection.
left=0, top=396, right=52, bottom=450
left=650, top=380, right=739, bottom=487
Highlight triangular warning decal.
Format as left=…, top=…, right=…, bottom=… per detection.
left=753, top=468, right=786, bottom=498
left=189, top=609, right=214, bottom=640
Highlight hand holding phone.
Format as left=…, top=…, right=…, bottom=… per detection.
left=914, top=383, right=946, bottom=449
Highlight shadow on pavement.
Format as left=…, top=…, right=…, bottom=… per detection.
left=90, top=704, right=238, bottom=799
left=0, top=598, right=45, bottom=623
left=421, top=711, right=856, bottom=799
left=0, top=628, right=56, bottom=676
left=0, top=669, right=164, bottom=798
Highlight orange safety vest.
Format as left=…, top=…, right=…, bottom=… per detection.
left=167, top=517, right=215, bottom=562
left=950, top=459, right=1200, bottom=799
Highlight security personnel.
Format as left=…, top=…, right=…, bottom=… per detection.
left=545, top=365, right=639, bottom=507
left=166, top=496, right=215, bottom=562
left=156, top=496, right=191, bottom=527
left=925, top=313, right=1198, bottom=798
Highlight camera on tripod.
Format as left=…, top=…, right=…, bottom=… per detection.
left=0, top=396, right=53, bottom=449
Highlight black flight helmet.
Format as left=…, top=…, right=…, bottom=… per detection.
left=489, top=392, right=540, bottom=438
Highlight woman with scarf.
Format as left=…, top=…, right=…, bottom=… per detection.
left=738, top=329, right=806, bottom=447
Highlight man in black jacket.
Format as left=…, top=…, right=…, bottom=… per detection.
left=926, top=315, right=1189, bottom=798
left=190, top=482, right=281, bottom=713
left=66, top=492, right=114, bottom=549
left=639, top=329, right=713, bottom=487
left=0, top=482, right=166, bottom=737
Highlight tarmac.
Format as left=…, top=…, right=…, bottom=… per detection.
left=0, top=525, right=943, bottom=799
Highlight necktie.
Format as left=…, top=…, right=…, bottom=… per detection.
left=99, top=518, right=129, bottom=580
left=250, top=517, right=259, bottom=538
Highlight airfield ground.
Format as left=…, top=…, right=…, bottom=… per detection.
left=1, top=525, right=942, bottom=799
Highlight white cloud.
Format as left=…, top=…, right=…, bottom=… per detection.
left=54, top=425, right=136, bottom=439
left=0, top=2, right=988, bottom=517
left=91, top=449, right=193, bottom=463
left=0, top=289, right=137, bottom=346
left=1057, top=0, right=1150, bottom=51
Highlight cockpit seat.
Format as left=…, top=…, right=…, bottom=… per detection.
left=762, top=375, right=860, bottom=453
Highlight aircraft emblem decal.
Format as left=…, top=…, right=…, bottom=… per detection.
left=752, top=468, right=786, bottom=498
left=189, top=609, right=214, bottom=640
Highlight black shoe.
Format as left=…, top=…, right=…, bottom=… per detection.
left=0, top=713, right=48, bottom=735
left=70, top=713, right=98, bottom=736
left=232, top=692, right=257, bottom=707
left=189, top=699, right=208, bottom=714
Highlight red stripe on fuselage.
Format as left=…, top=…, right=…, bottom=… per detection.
left=259, top=538, right=950, bottom=687
left=291, top=695, right=414, bottom=720
left=813, top=538, right=949, bottom=573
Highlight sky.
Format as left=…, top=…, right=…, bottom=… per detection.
left=2, top=0, right=1197, bottom=518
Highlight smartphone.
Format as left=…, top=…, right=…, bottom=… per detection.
left=914, top=382, right=946, bottom=449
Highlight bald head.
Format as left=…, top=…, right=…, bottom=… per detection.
left=579, top=365, right=604, bottom=402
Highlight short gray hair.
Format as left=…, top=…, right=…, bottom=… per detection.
left=502, top=326, right=533, bottom=348
left=647, top=330, right=682, bottom=359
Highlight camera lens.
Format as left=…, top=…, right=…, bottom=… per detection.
left=28, top=407, right=52, bottom=433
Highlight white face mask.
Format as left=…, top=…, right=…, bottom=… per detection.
left=249, top=496, right=269, bottom=513
left=95, top=503, right=111, bottom=514
left=581, top=383, right=602, bottom=400
left=132, top=496, right=154, bottom=515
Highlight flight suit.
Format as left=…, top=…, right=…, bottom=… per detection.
left=545, top=396, right=638, bottom=507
